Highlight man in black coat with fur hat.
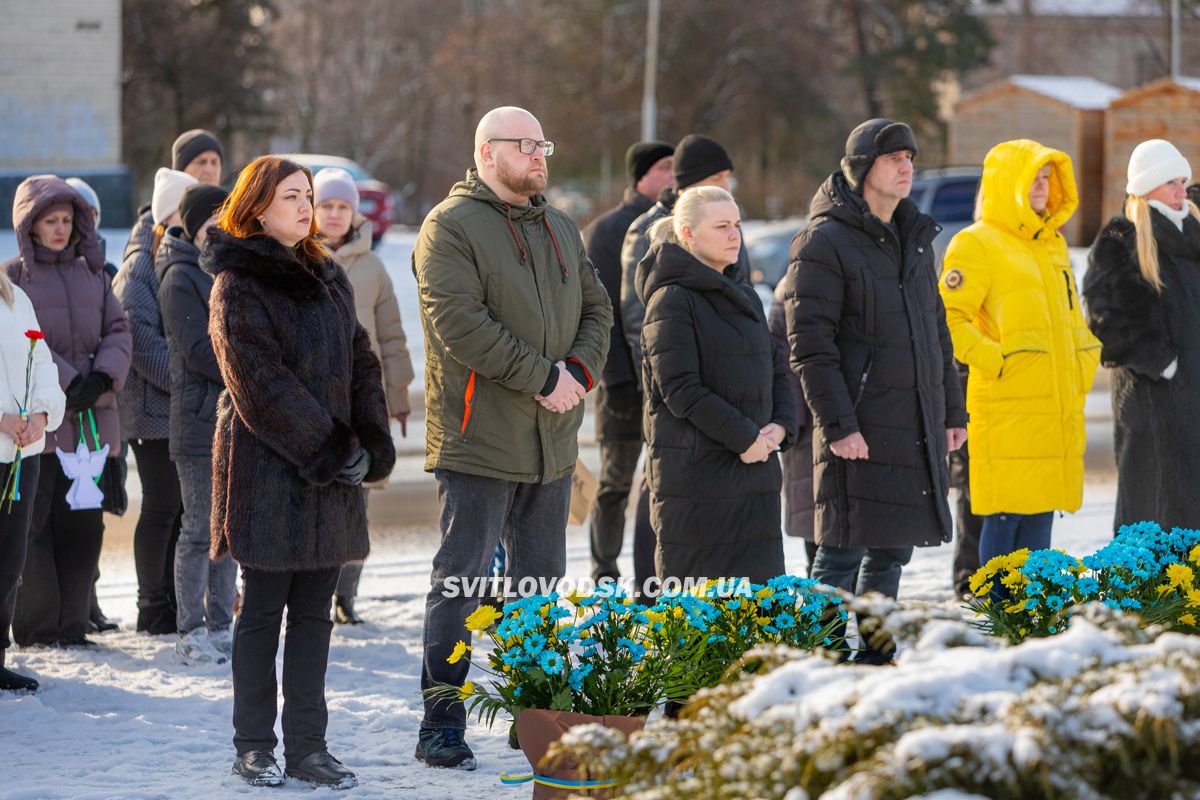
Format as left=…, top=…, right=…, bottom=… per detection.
left=784, top=119, right=966, bottom=660
left=583, top=141, right=673, bottom=589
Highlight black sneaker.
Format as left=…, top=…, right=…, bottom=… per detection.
left=415, top=728, right=476, bottom=770
left=0, top=667, right=38, bottom=693
left=286, top=750, right=358, bottom=789
left=232, top=750, right=284, bottom=787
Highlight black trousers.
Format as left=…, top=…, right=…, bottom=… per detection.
left=1, top=456, right=41, bottom=653
left=232, top=566, right=339, bottom=764
left=130, top=439, right=182, bottom=634
left=589, top=439, right=655, bottom=592
left=952, top=487, right=984, bottom=597
left=13, top=453, right=104, bottom=645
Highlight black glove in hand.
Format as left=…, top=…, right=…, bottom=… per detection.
left=65, top=372, right=113, bottom=412
left=336, top=446, right=371, bottom=486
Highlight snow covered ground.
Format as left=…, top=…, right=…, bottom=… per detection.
left=3, top=477, right=1119, bottom=800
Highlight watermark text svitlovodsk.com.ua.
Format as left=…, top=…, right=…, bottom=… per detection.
left=440, top=575, right=757, bottom=600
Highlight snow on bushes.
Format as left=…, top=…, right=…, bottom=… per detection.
left=549, top=602, right=1200, bottom=800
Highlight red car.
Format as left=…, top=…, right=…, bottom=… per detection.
left=285, top=154, right=394, bottom=246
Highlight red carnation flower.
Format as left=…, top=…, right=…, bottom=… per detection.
left=24, top=330, right=44, bottom=341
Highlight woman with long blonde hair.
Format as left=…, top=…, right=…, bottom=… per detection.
left=1083, top=139, right=1200, bottom=531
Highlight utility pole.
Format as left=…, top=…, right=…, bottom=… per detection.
left=641, top=0, right=660, bottom=140
left=1171, top=0, right=1181, bottom=80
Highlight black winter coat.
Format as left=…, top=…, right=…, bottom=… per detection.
left=638, top=242, right=797, bottom=581
left=1083, top=212, right=1200, bottom=531
left=584, top=188, right=654, bottom=441
left=784, top=173, right=965, bottom=550
left=770, top=279, right=815, bottom=542
left=204, top=229, right=396, bottom=572
left=156, top=227, right=222, bottom=459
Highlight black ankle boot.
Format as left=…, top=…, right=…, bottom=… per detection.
left=334, top=596, right=364, bottom=625
left=0, top=651, right=38, bottom=693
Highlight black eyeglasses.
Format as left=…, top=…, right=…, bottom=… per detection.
left=488, top=138, right=555, bottom=157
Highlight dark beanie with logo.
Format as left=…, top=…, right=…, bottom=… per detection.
left=840, top=119, right=918, bottom=194
left=625, top=141, right=675, bottom=187
left=673, top=134, right=734, bottom=189
left=172, top=129, right=224, bottom=172
left=180, top=183, right=229, bottom=242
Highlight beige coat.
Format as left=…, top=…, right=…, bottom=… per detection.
left=330, top=217, right=414, bottom=416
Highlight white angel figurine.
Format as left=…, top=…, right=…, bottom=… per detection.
left=56, top=441, right=110, bottom=510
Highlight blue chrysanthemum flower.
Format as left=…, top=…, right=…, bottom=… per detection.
left=538, top=650, right=564, bottom=675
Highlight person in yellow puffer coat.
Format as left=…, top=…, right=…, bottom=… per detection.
left=939, top=139, right=1100, bottom=569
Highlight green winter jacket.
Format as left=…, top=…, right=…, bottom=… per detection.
left=413, top=170, right=612, bottom=483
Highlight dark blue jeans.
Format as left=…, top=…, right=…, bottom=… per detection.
left=420, top=469, right=570, bottom=730
left=811, top=544, right=913, bottom=599
left=979, top=512, right=1054, bottom=567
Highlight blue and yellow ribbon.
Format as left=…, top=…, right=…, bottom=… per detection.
left=499, top=772, right=619, bottom=790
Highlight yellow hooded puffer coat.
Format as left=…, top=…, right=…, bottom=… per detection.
left=939, top=139, right=1100, bottom=516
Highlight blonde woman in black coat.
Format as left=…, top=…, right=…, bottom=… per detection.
left=1084, top=139, right=1200, bottom=531
left=636, top=186, right=796, bottom=583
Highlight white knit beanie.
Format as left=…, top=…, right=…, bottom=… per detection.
left=152, top=168, right=199, bottom=225
left=1126, top=139, right=1192, bottom=197
left=65, top=178, right=101, bottom=225
left=313, top=167, right=360, bottom=214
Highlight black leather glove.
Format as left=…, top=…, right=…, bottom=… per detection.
left=336, top=446, right=371, bottom=486
left=65, top=372, right=113, bottom=412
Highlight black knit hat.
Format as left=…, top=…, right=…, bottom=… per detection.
left=180, top=183, right=228, bottom=242
left=673, top=134, right=734, bottom=189
left=840, top=119, right=918, bottom=194
left=172, top=129, right=224, bottom=172
left=626, top=141, right=674, bottom=187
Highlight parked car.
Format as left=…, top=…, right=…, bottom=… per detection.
left=284, top=154, right=394, bottom=246
left=909, top=166, right=982, bottom=266
left=743, top=217, right=807, bottom=289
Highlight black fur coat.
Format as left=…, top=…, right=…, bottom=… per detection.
left=1083, top=211, right=1200, bottom=530
left=204, top=228, right=396, bottom=571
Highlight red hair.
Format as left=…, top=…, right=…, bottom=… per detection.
left=217, top=156, right=327, bottom=264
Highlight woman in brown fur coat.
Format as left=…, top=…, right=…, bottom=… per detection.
left=204, top=156, right=395, bottom=789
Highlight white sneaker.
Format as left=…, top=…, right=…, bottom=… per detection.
left=175, top=628, right=228, bottom=665
left=209, top=627, right=234, bottom=658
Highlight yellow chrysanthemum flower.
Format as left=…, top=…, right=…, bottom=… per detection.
left=1187, top=588, right=1200, bottom=608
left=465, top=604, right=502, bottom=631
left=447, top=640, right=472, bottom=664
left=645, top=610, right=667, bottom=626
left=458, top=681, right=475, bottom=700
left=1167, top=563, right=1195, bottom=589
left=1190, top=545, right=1200, bottom=565
left=1181, top=613, right=1198, bottom=627
left=755, top=616, right=771, bottom=627
left=565, top=589, right=589, bottom=606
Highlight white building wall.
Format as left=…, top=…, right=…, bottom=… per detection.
left=0, top=0, right=121, bottom=168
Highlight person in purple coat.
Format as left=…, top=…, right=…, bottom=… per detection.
left=4, top=175, right=131, bottom=647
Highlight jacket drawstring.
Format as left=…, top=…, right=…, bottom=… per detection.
left=544, top=218, right=567, bottom=282
left=503, top=205, right=568, bottom=282
left=504, top=205, right=527, bottom=264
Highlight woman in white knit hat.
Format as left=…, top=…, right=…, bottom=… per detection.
left=112, top=166, right=197, bottom=636
left=1083, top=139, right=1200, bottom=532
left=313, top=167, right=413, bottom=625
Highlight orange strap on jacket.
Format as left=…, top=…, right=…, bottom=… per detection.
left=461, top=370, right=477, bottom=434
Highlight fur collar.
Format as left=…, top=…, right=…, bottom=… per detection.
left=202, top=227, right=339, bottom=301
